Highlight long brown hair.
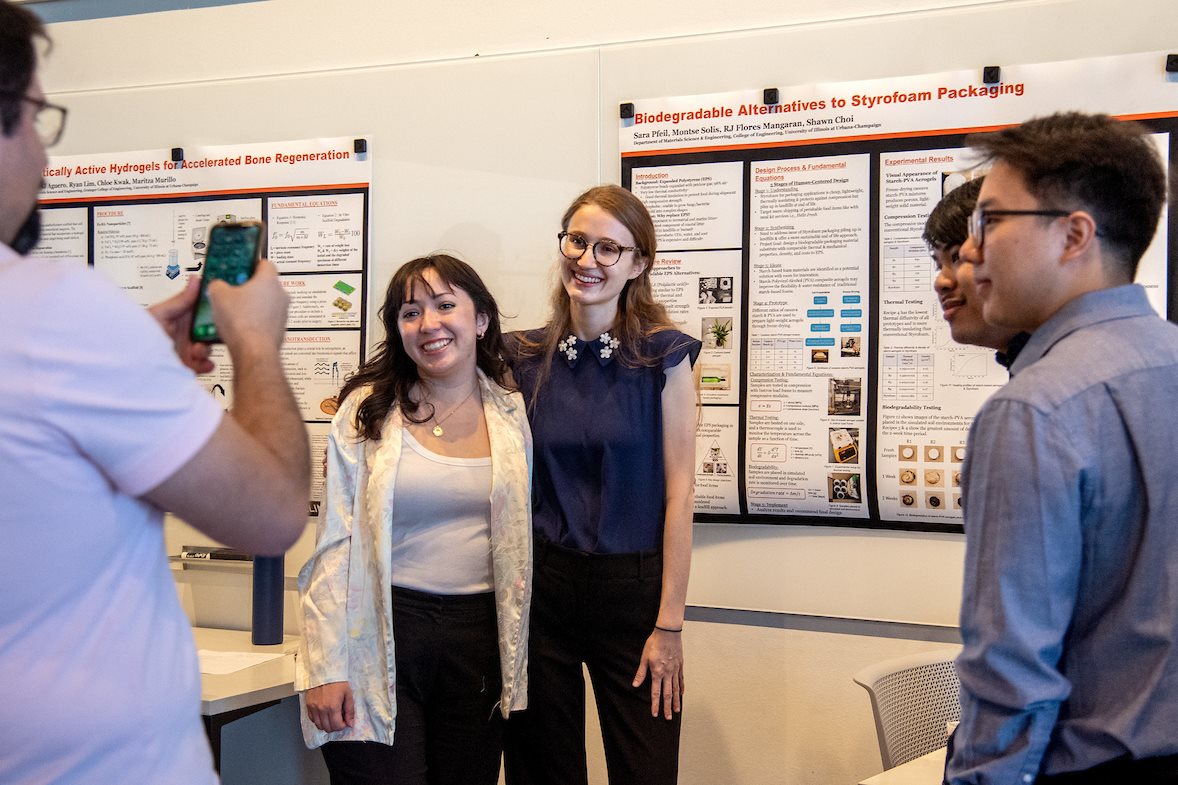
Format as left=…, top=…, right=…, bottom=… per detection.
left=516, top=185, right=677, bottom=398
left=338, top=254, right=511, bottom=441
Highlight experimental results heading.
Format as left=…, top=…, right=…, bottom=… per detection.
left=630, top=82, right=1027, bottom=126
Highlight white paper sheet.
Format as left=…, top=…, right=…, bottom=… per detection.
left=197, top=649, right=286, bottom=675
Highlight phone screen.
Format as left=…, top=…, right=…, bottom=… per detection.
left=191, top=222, right=263, bottom=343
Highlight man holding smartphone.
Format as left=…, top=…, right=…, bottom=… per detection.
left=0, top=4, right=310, bottom=784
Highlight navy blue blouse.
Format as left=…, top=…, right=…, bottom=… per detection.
left=507, top=328, right=701, bottom=554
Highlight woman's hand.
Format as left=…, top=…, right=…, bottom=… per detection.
left=305, top=681, right=355, bottom=732
left=632, top=628, right=685, bottom=719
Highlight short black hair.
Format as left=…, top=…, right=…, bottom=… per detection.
left=923, top=178, right=983, bottom=251
left=966, top=112, right=1167, bottom=278
left=0, top=1, right=48, bottom=136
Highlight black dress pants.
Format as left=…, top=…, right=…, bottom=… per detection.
left=1036, top=753, right=1178, bottom=784
left=504, top=540, right=682, bottom=785
left=321, top=586, right=503, bottom=785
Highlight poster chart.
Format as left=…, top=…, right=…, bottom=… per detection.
left=37, top=136, right=372, bottom=516
left=621, top=50, right=1177, bottom=531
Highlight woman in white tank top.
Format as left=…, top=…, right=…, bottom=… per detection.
left=297, top=254, right=533, bottom=785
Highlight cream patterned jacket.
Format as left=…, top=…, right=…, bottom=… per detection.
left=295, top=372, right=532, bottom=748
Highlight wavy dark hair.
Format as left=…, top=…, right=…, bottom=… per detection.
left=0, top=1, right=48, bottom=136
left=515, top=185, right=678, bottom=402
left=337, top=254, right=511, bottom=441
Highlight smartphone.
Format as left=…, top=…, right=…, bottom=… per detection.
left=190, top=220, right=265, bottom=343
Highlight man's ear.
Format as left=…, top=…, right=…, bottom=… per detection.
left=1060, top=209, right=1099, bottom=263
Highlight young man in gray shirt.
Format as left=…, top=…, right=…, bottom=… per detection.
left=945, top=112, right=1176, bottom=784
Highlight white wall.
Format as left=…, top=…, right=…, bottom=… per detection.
left=40, top=1, right=1178, bottom=783
left=42, top=0, right=1178, bottom=629
left=40, top=0, right=1002, bottom=90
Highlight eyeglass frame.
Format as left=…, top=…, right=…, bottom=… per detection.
left=0, top=90, right=68, bottom=147
left=557, top=230, right=640, bottom=267
left=967, top=207, right=1073, bottom=248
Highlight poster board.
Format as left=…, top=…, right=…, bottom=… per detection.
left=36, top=137, right=372, bottom=515
left=618, top=50, right=1176, bottom=532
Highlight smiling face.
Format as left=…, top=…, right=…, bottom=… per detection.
left=932, top=243, right=1021, bottom=351
left=961, top=160, right=1073, bottom=333
left=396, top=267, right=489, bottom=385
left=559, top=203, right=645, bottom=320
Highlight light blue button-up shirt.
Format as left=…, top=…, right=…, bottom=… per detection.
left=946, top=284, right=1178, bottom=784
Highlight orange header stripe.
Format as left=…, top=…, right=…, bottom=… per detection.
left=621, top=125, right=1007, bottom=158
left=621, top=111, right=1178, bottom=159
left=1115, top=110, right=1178, bottom=122
left=39, top=181, right=369, bottom=206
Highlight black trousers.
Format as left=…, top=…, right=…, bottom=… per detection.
left=321, top=586, right=503, bottom=785
left=504, top=540, right=682, bottom=785
left=1036, top=753, right=1178, bottom=784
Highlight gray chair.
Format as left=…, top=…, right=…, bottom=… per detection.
left=853, top=647, right=962, bottom=769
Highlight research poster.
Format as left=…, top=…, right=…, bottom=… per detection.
left=36, top=136, right=372, bottom=517
left=621, top=50, right=1177, bottom=530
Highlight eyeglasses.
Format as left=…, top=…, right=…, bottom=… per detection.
left=0, top=91, right=68, bottom=147
left=967, top=207, right=1071, bottom=248
left=558, top=231, right=639, bottom=267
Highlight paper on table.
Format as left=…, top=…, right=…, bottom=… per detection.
left=198, top=649, right=286, bottom=675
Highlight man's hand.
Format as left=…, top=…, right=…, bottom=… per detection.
left=147, top=275, right=214, bottom=374
left=207, top=259, right=288, bottom=356
left=141, top=257, right=308, bottom=556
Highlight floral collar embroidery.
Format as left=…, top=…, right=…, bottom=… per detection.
left=558, top=331, right=621, bottom=368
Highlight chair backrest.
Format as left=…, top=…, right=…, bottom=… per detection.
left=852, top=647, right=962, bottom=769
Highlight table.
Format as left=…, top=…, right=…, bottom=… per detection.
left=859, top=747, right=946, bottom=785
left=194, top=627, right=299, bottom=771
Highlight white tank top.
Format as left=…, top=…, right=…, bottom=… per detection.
left=389, top=428, right=494, bottom=594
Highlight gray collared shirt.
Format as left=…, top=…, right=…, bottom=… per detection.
left=947, top=284, right=1178, bottom=784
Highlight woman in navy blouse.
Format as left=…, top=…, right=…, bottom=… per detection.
left=505, top=185, right=700, bottom=785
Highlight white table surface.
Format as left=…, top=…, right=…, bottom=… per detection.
left=859, top=748, right=945, bottom=785
left=193, top=627, right=299, bottom=716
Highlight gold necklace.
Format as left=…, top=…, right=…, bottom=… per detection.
left=428, top=384, right=478, bottom=437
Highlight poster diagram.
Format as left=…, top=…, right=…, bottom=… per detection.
left=620, top=50, right=1175, bottom=530
left=90, top=199, right=264, bottom=307
left=37, top=136, right=372, bottom=517
left=694, top=406, right=740, bottom=515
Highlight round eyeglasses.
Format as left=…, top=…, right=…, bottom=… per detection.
left=558, top=231, right=639, bottom=267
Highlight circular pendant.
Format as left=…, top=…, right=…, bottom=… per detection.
left=432, top=425, right=444, bottom=437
